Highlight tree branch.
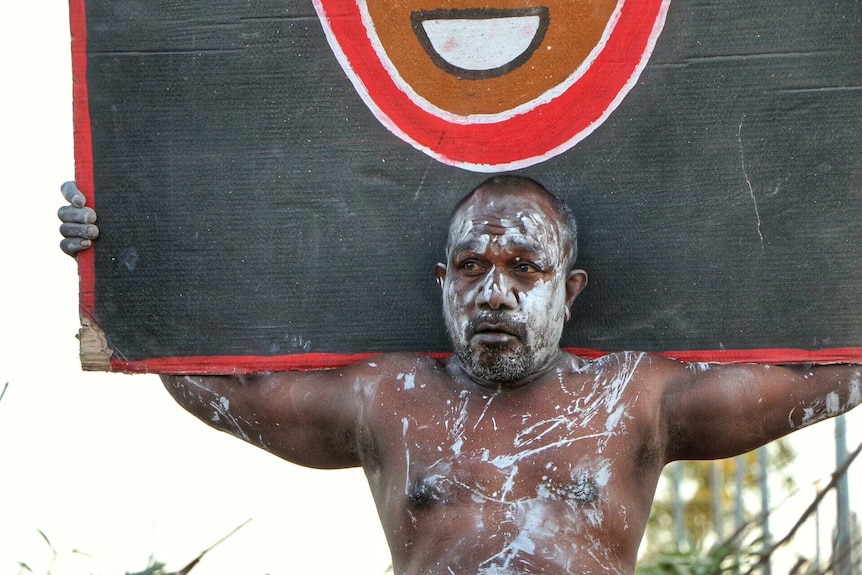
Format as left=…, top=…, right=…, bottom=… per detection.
left=742, top=440, right=862, bottom=575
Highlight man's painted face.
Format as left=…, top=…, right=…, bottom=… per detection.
left=440, top=191, right=571, bottom=385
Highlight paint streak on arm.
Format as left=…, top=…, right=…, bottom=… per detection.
left=663, top=362, right=862, bottom=462
left=160, top=368, right=373, bottom=469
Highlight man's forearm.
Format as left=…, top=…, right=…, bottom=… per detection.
left=790, top=365, right=862, bottom=429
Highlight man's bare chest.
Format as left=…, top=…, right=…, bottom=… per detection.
left=404, top=401, right=629, bottom=502
left=358, top=354, right=662, bottom=574
left=371, top=362, right=656, bottom=508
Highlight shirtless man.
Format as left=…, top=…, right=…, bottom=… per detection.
left=59, top=176, right=861, bottom=575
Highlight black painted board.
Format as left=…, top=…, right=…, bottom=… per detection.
left=70, top=0, right=862, bottom=372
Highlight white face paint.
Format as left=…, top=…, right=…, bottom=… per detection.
left=441, top=194, right=572, bottom=386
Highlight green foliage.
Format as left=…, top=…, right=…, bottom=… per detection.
left=636, top=548, right=737, bottom=575
left=639, top=440, right=862, bottom=575
left=125, top=556, right=170, bottom=575
left=643, top=440, right=796, bottom=557
left=636, top=532, right=764, bottom=575
left=16, top=520, right=251, bottom=575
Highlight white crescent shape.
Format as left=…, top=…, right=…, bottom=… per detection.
left=420, top=16, right=542, bottom=71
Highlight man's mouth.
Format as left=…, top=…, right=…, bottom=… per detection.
left=469, top=316, right=526, bottom=345
left=475, top=322, right=518, bottom=336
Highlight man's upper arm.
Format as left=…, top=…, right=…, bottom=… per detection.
left=661, top=361, right=862, bottom=463
left=161, top=365, right=374, bottom=469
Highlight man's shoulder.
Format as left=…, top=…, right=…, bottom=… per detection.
left=347, top=352, right=450, bottom=376
left=580, top=350, right=679, bottom=368
left=576, top=350, right=694, bottom=384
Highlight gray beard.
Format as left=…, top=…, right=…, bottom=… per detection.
left=453, top=340, right=536, bottom=385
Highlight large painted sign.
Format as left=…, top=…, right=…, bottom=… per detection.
left=70, top=0, right=861, bottom=373
left=314, top=0, right=669, bottom=170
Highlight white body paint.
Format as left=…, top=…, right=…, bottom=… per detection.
left=391, top=352, right=646, bottom=574
left=796, top=374, right=862, bottom=428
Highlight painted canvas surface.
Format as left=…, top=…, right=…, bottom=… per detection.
left=70, top=0, right=861, bottom=373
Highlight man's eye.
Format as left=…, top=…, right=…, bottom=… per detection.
left=513, top=262, right=540, bottom=274
left=460, top=260, right=484, bottom=273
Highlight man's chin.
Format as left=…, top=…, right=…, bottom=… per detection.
left=457, top=346, right=534, bottom=386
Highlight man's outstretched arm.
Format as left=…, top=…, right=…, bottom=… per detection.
left=160, top=370, right=369, bottom=469
left=660, top=360, right=861, bottom=462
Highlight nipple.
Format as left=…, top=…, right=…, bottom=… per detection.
left=408, top=478, right=442, bottom=509
left=541, top=473, right=599, bottom=504
left=567, top=474, right=599, bottom=504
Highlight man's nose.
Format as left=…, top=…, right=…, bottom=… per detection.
left=476, top=269, right=519, bottom=310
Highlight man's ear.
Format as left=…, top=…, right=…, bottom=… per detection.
left=434, top=263, right=447, bottom=288
left=564, top=269, right=588, bottom=314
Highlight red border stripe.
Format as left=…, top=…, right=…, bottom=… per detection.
left=109, top=347, right=862, bottom=374
left=69, top=0, right=96, bottom=316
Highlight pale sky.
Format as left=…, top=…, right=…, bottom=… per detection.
left=0, top=3, right=857, bottom=575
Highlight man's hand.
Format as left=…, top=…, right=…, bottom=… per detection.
left=58, top=181, right=99, bottom=256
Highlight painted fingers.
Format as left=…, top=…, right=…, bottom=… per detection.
left=61, top=180, right=86, bottom=207
left=58, top=181, right=99, bottom=256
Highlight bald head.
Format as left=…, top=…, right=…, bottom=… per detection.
left=449, top=176, right=579, bottom=272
